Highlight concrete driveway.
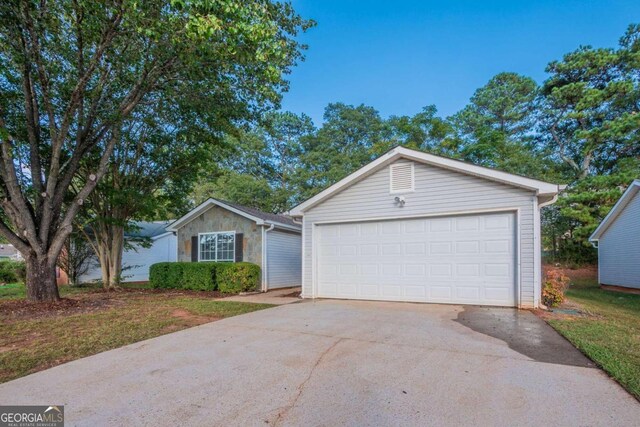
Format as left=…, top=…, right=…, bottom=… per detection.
left=1, top=300, right=638, bottom=426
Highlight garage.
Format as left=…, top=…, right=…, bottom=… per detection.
left=291, top=146, right=563, bottom=308
left=316, top=212, right=516, bottom=306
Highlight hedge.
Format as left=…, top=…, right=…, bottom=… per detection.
left=149, top=262, right=260, bottom=293
left=0, top=260, right=26, bottom=284
left=215, top=262, right=261, bottom=293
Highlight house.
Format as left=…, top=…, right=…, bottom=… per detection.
left=79, top=221, right=177, bottom=283
left=589, top=179, right=640, bottom=290
left=167, top=198, right=302, bottom=291
left=289, top=146, right=563, bottom=308
left=0, top=244, right=22, bottom=260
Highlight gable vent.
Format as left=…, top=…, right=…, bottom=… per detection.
left=389, top=162, right=414, bottom=193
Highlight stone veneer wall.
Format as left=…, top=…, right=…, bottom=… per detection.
left=176, top=205, right=262, bottom=267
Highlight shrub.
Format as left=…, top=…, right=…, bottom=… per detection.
left=216, top=262, right=260, bottom=293
left=0, top=260, right=26, bottom=284
left=149, top=262, right=184, bottom=289
left=542, top=269, right=570, bottom=308
left=148, top=261, right=260, bottom=293
left=181, top=262, right=216, bottom=291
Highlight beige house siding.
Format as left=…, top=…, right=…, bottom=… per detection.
left=176, top=205, right=263, bottom=266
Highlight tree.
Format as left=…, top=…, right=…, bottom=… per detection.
left=192, top=111, right=315, bottom=212
left=447, top=72, right=555, bottom=179
left=296, top=103, right=388, bottom=199
left=379, top=105, right=452, bottom=155
left=541, top=24, right=640, bottom=180
left=57, top=231, right=94, bottom=286
left=79, top=99, right=217, bottom=289
left=0, top=0, right=312, bottom=301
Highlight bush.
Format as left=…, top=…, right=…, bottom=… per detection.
left=149, top=262, right=184, bottom=289
left=149, top=261, right=260, bottom=293
left=181, top=262, right=216, bottom=291
left=542, top=269, right=570, bottom=308
left=216, top=262, right=260, bottom=293
left=0, top=260, right=26, bottom=284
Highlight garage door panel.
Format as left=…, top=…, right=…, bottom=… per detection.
left=316, top=212, right=517, bottom=306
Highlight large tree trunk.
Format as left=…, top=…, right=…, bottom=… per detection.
left=25, top=256, right=60, bottom=302
left=93, top=224, right=125, bottom=290
left=107, top=225, right=124, bottom=289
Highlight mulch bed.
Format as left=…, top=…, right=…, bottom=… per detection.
left=543, top=264, right=598, bottom=281
left=0, top=287, right=225, bottom=322
left=0, top=296, right=117, bottom=321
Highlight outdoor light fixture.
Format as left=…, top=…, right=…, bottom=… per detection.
left=394, top=196, right=406, bottom=207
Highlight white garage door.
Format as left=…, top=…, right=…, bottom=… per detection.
left=316, top=212, right=516, bottom=306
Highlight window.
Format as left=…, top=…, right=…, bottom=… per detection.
left=389, top=162, right=414, bottom=193
left=199, top=232, right=235, bottom=262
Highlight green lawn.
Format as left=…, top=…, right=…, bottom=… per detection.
left=0, top=283, right=273, bottom=384
left=547, top=277, right=640, bottom=400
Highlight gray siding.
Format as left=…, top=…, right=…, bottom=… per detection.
left=176, top=205, right=262, bottom=267
left=266, top=230, right=302, bottom=289
left=598, top=191, right=640, bottom=289
left=302, top=159, right=539, bottom=307
left=79, top=234, right=177, bottom=283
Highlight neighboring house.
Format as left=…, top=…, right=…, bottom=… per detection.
left=0, top=244, right=22, bottom=260
left=589, top=179, right=640, bottom=290
left=79, top=221, right=177, bottom=283
left=290, top=146, right=563, bottom=308
left=167, top=199, right=302, bottom=291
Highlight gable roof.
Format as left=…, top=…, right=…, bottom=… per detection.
left=589, top=179, right=640, bottom=241
left=127, top=221, right=174, bottom=240
left=167, top=198, right=300, bottom=232
left=290, top=146, right=564, bottom=215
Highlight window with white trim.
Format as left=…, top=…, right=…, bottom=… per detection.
left=389, top=162, right=414, bottom=193
left=199, top=232, right=235, bottom=262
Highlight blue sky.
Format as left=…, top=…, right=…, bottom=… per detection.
left=281, top=0, right=640, bottom=125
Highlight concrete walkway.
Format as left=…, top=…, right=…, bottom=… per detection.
left=0, top=300, right=638, bottom=426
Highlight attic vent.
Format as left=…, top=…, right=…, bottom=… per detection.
left=389, top=162, right=414, bottom=193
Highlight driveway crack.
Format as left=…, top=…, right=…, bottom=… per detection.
left=272, top=338, right=344, bottom=426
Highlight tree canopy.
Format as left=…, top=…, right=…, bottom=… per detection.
left=0, top=0, right=312, bottom=300
left=200, top=24, right=640, bottom=265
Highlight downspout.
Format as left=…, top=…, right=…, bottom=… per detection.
left=536, top=190, right=562, bottom=310
left=261, top=223, right=275, bottom=292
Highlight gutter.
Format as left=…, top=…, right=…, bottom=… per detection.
left=538, top=193, right=559, bottom=208
left=261, top=223, right=275, bottom=292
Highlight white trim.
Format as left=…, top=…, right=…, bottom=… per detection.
left=301, top=217, right=307, bottom=298
left=589, top=179, right=640, bottom=241
left=197, top=231, right=236, bottom=262
left=290, top=146, right=562, bottom=215
left=532, top=196, right=541, bottom=308
left=168, top=198, right=301, bottom=232
left=310, top=208, right=522, bottom=307
left=271, top=222, right=303, bottom=233
left=261, top=224, right=275, bottom=292
left=311, top=206, right=520, bottom=226
left=261, top=226, right=266, bottom=291
left=150, top=231, right=174, bottom=241
left=515, top=208, right=522, bottom=308
left=389, top=162, right=415, bottom=194
left=312, top=222, right=318, bottom=298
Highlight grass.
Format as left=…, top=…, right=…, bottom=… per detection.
left=547, top=276, right=640, bottom=400
left=0, top=283, right=273, bottom=384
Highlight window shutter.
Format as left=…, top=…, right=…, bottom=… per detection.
left=235, top=233, right=243, bottom=262
left=390, top=162, right=414, bottom=193
left=191, top=236, right=198, bottom=262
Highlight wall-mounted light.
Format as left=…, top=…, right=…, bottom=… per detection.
left=394, top=196, right=406, bottom=207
